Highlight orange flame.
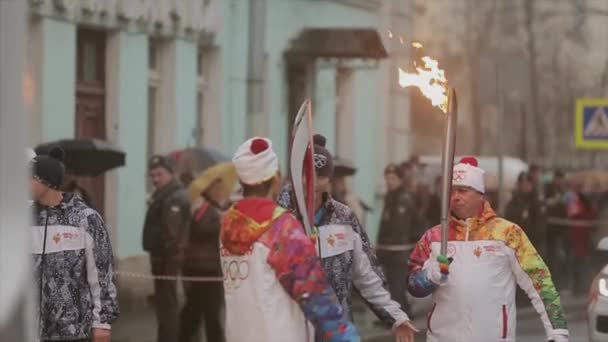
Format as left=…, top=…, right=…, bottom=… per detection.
left=398, top=56, right=448, bottom=113
left=412, top=42, right=423, bottom=49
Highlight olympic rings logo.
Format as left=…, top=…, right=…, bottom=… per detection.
left=314, top=154, right=327, bottom=169
left=453, top=171, right=466, bottom=182
left=222, top=259, right=250, bottom=284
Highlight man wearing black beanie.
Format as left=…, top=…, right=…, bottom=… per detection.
left=30, top=147, right=119, bottom=342
left=278, top=134, right=418, bottom=342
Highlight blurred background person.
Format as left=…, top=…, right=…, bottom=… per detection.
left=414, top=177, right=441, bottom=230
left=376, top=163, right=420, bottom=316
left=564, top=181, right=597, bottom=295
left=544, top=170, right=568, bottom=280
left=179, top=162, right=235, bottom=342
left=62, top=174, right=93, bottom=208
left=331, top=157, right=370, bottom=225
left=506, top=172, right=543, bottom=249
left=142, top=155, right=190, bottom=342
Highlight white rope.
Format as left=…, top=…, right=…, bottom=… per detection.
left=114, top=270, right=223, bottom=282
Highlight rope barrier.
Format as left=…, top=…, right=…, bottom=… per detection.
left=114, top=270, right=223, bottom=282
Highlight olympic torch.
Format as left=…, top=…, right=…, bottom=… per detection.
left=439, top=89, right=457, bottom=255
left=398, top=43, right=457, bottom=255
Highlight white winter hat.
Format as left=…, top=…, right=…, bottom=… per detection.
left=232, top=137, right=278, bottom=185
left=452, top=156, right=485, bottom=194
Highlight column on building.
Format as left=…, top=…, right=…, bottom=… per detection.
left=216, top=0, right=248, bottom=154
left=153, top=39, right=198, bottom=154
left=352, top=68, right=381, bottom=234
left=105, top=32, right=149, bottom=258
left=266, top=51, right=290, bottom=171
left=29, top=17, right=76, bottom=143
left=313, top=64, right=337, bottom=153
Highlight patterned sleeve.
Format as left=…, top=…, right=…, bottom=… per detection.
left=348, top=211, right=409, bottom=327
left=84, top=212, right=119, bottom=328
left=407, top=230, right=439, bottom=298
left=266, top=213, right=360, bottom=342
left=276, top=183, right=295, bottom=211
left=503, top=224, right=569, bottom=339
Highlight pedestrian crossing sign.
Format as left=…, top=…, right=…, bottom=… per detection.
left=575, top=98, right=608, bottom=149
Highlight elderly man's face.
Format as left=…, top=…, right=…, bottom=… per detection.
left=450, top=186, right=485, bottom=219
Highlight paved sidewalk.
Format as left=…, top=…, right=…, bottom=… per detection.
left=112, top=292, right=586, bottom=342
left=112, top=293, right=430, bottom=342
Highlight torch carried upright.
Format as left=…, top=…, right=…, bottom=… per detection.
left=289, top=99, right=316, bottom=237
left=439, top=89, right=457, bottom=255
left=398, top=43, right=458, bottom=255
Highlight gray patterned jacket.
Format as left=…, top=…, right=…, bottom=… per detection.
left=277, top=184, right=408, bottom=329
left=32, top=193, right=119, bottom=340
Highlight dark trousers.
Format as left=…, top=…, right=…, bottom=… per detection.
left=378, top=251, right=410, bottom=316
left=151, top=258, right=179, bottom=342
left=179, top=270, right=225, bottom=342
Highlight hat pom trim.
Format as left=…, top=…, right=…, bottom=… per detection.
left=459, top=156, right=478, bottom=167
left=250, top=138, right=269, bottom=155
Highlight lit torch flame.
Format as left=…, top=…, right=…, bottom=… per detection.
left=398, top=56, right=448, bottom=113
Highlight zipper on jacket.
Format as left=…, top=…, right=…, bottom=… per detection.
left=502, top=304, right=508, bottom=338
left=427, top=303, right=436, bottom=334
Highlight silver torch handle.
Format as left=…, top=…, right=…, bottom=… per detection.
left=440, top=88, right=458, bottom=256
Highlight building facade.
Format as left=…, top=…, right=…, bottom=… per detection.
left=26, top=0, right=414, bottom=264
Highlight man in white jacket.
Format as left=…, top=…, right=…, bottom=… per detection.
left=408, top=157, right=569, bottom=342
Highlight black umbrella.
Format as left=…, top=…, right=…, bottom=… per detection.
left=35, top=138, right=126, bottom=176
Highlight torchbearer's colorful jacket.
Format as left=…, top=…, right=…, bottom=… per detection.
left=220, top=197, right=359, bottom=342
left=408, top=202, right=569, bottom=342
